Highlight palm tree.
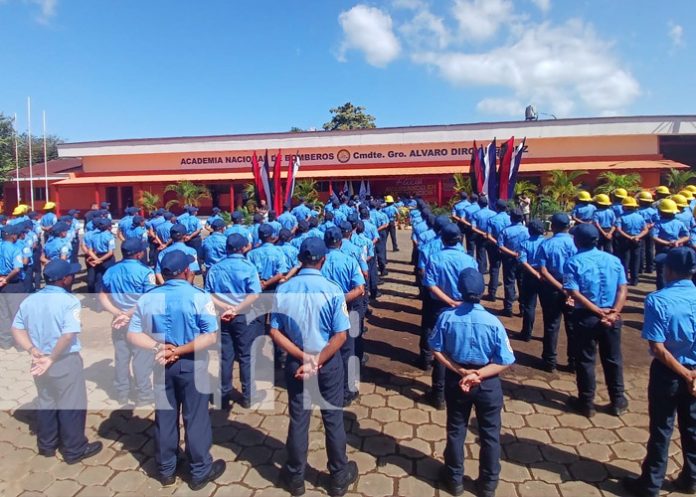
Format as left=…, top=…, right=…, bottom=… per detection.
left=665, top=168, right=696, bottom=192
left=293, top=179, right=321, bottom=207
left=514, top=180, right=538, bottom=197
left=594, top=172, right=642, bottom=195
left=164, top=181, right=211, bottom=209
left=139, top=191, right=160, bottom=214
left=452, top=173, right=472, bottom=195
left=542, top=170, right=588, bottom=212
left=242, top=183, right=257, bottom=211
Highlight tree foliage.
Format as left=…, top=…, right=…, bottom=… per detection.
left=323, top=102, right=376, bottom=131
left=164, top=180, right=211, bottom=209
left=594, top=172, right=642, bottom=195
left=665, top=168, right=696, bottom=192
left=293, top=179, right=321, bottom=208
left=139, top=191, right=161, bottom=213
left=542, top=170, right=588, bottom=212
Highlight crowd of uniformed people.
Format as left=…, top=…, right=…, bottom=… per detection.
left=0, top=183, right=695, bottom=497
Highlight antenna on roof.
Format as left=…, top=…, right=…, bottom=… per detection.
left=525, top=105, right=538, bottom=121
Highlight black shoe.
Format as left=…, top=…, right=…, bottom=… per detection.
left=65, top=442, right=103, bottom=465
left=610, top=398, right=629, bottom=417
left=382, top=269, right=389, bottom=276
left=622, top=476, right=658, bottom=497
left=439, top=466, right=464, bottom=496
left=343, top=391, right=359, bottom=407
left=189, top=459, right=226, bottom=491
left=38, top=448, right=56, bottom=457
left=542, top=362, right=557, bottom=373
left=566, top=360, right=576, bottom=373
left=566, top=396, right=596, bottom=418
left=280, top=468, right=306, bottom=496
left=159, top=474, right=176, bottom=488
left=238, top=398, right=251, bottom=409
left=666, top=473, right=696, bottom=494
left=329, top=461, right=358, bottom=497
left=517, top=333, right=531, bottom=342
left=482, top=295, right=496, bottom=302
left=501, top=309, right=513, bottom=317
left=393, top=248, right=400, bottom=252
left=474, top=479, right=496, bottom=497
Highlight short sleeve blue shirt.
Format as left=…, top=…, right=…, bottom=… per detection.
left=563, top=248, right=627, bottom=308
left=592, top=208, right=616, bottom=229
left=498, top=223, right=529, bottom=252
left=279, top=243, right=300, bottom=269
left=156, top=242, right=200, bottom=274
left=572, top=203, right=596, bottom=222
left=247, top=243, right=290, bottom=280
left=487, top=212, right=511, bottom=239
left=423, top=244, right=478, bottom=300
left=339, top=239, right=368, bottom=272
left=616, top=211, right=647, bottom=236
left=538, top=233, right=577, bottom=281
left=85, top=230, right=116, bottom=254
left=204, top=254, right=262, bottom=306
left=102, top=259, right=156, bottom=311
left=223, top=224, right=253, bottom=244
left=201, top=232, right=228, bottom=266
left=471, top=207, right=496, bottom=231
left=651, top=217, right=688, bottom=241
left=518, top=235, right=546, bottom=267
left=0, top=241, right=24, bottom=276
left=155, top=221, right=174, bottom=244
left=321, top=248, right=366, bottom=293
left=278, top=212, right=298, bottom=231
left=43, top=237, right=72, bottom=261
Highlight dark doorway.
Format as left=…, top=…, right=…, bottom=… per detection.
left=106, top=187, right=119, bottom=214
left=120, top=186, right=134, bottom=215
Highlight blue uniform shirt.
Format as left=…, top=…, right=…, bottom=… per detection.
left=147, top=215, right=166, bottom=231
left=118, top=215, right=134, bottom=236
left=319, top=220, right=336, bottom=233
left=362, top=220, right=379, bottom=243
left=463, top=203, right=481, bottom=222
left=278, top=212, right=298, bottom=231
left=429, top=303, right=515, bottom=366
left=124, top=225, right=148, bottom=243
left=572, top=203, right=597, bottom=222
left=612, top=203, right=624, bottom=217
left=205, top=254, right=262, bottom=306
left=156, top=242, right=200, bottom=274
left=0, top=240, right=23, bottom=277
left=592, top=208, right=616, bottom=229
left=616, top=211, right=647, bottom=236
left=339, top=239, right=368, bottom=272
left=279, top=243, right=300, bottom=269
left=423, top=244, right=478, bottom=301
left=247, top=243, right=290, bottom=280
left=291, top=204, right=311, bottom=221
left=676, top=209, right=696, bottom=231
left=563, top=247, right=627, bottom=308
left=321, top=249, right=365, bottom=293
left=205, top=214, right=221, bottom=229
left=452, top=200, right=471, bottom=218
left=642, top=279, right=696, bottom=366
left=201, top=232, right=228, bottom=266
left=498, top=224, right=530, bottom=252
left=270, top=268, right=351, bottom=353
left=351, top=232, right=374, bottom=259
left=290, top=232, right=310, bottom=250
left=40, top=212, right=57, bottom=229
left=538, top=232, right=577, bottom=282
left=471, top=207, right=496, bottom=232
left=155, top=221, right=174, bottom=244
left=418, top=237, right=444, bottom=270
left=487, top=212, right=511, bottom=239
left=223, top=224, right=253, bottom=244
left=182, top=214, right=202, bottom=235
left=102, top=259, right=156, bottom=311
left=43, top=236, right=72, bottom=261
left=383, top=205, right=398, bottom=222
left=638, top=206, right=658, bottom=225
left=129, top=280, right=218, bottom=346
left=268, top=220, right=282, bottom=237
left=13, top=286, right=81, bottom=354
left=518, top=235, right=546, bottom=268
left=85, top=230, right=116, bottom=254
left=651, top=217, right=689, bottom=241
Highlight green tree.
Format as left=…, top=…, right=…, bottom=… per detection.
left=293, top=179, right=321, bottom=208
left=138, top=191, right=161, bottom=214
left=594, top=172, right=642, bottom=195
left=164, top=180, right=211, bottom=209
left=323, top=102, right=376, bottom=131
left=665, top=168, right=696, bottom=192
left=289, top=127, right=304, bottom=133
left=452, top=173, right=472, bottom=195
left=514, top=180, right=538, bottom=197
left=542, top=170, right=588, bottom=212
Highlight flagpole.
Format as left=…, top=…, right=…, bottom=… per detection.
left=13, top=113, right=20, bottom=202
left=27, top=97, right=35, bottom=210
left=43, top=110, right=49, bottom=200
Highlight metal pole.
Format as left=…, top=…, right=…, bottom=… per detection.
left=13, top=113, right=20, bottom=202
left=43, top=110, right=49, bottom=200
left=27, top=97, right=34, bottom=209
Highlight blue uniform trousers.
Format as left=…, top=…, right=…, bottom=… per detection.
left=185, top=237, right=203, bottom=267
left=154, top=356, right=212, bottom=480
left=597, top=234, right=613, bottom=253
left=87, top=255, right=115, bottom=295
left=616, top=237, right=641, bottom=285
left=458, top=223, right=475, bottom=257
left=474, top=234, right=488, bottom=274
left=32, top=243, right=42, bottom=290
left=429, top=302, right=448, bottom=399
left=340, top=301, right=363, bottom=401
left=420, top=291, right=436, bottom=364
left=284, top=353, right=348, bottom=481
left=641, top=236, right=655, bottom=273
left=571, top=310, right=625, bottom=407
left=0, top=279, right=25, bottom=347
left=486, top=243, right=502, bottom=297
left=368, top=256, right=378, bottom=299
left=501, top=255, right=521, bottom=312
left=387, top=221, right=398, bottom=251
left=539, top=283, right=576, bottom=368
left=33, top=353, right=88, bottom=460
left=519, top=272, right=541, bottom=340
left=655, top=246, right=668, bottom=290
left=443, top=368, right=503, bottom=490
left=377, top=231, right=387, bottom=272
left=70, top=237, right=79, bottom=264
left=640, top=360, right=696, bottom=494
left=111, top=328, right=154, bottom=401
left=220, top=315, right=263, bottom=404
left=354, top=293, right=369, bottom=362
left=148, top=240, right=158, bottom=268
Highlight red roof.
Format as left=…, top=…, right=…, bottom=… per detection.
left=13, top=158, right=83, bottom=180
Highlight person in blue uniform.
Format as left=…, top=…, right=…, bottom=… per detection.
left=11, top=259, right=103, bottom=463
left=267, top=211, right=282, bottom=237
left=182, top=205, right=204, bottom=259
left=99, top=239, right=156, bottom=405
left=156, top=224, right=200, bottom=284
left=306, top=216, right=324, bottom=239
left=201, top=219, right=228, bottom=273
left=615, top=197, right=649, bottom=286
left=430, top=268, right=515, bottom=497
left=66, top=210, right=81, bottom=264
left=128, top=250, right=225, bottom=490
left=652, top=199, right=690, bottom=290
left=422, top=223, right=478, bottom=409
left=42, top=222, right=72, bottom=263
left=470, top=196, right=495, bottom=275
left=100, top=201, right=113, bottom=220
left=516, top=219, right=547, bottom=341
left=484, top=199, right=511, bottom=302
left=571, top=191, right=596, bottom=225
left=290, top=220, right=310, bottom=250
left=154, top=212, right=176, bottom=249
left=359, top=208, right=381, bottom=300
left=146, top=209, right=167, bottom=267
left=497, top=208, right=529, bottom=317
left=117, top=207, right=137, bottom=241
left=0, top=224, right=27, bottom=348
left=277, top=229, right=300, bottom=274
left=269, top=237, right=358, bottom=497
left=204, top=207, right=222, bottom=232
left=83, top=218, right=116, bottom=295
left=461, top=194, right=481, bottom=257
left=538, top=213, right=577, bottom=372
left=623, top=247, right=696, bottom=497
left=371, top=202, right=390, bottom=276
left=637, top=191, right=658, bottom=274
left=278, top=206, right=298, bottom=233
left=563, top=224, right=628, bottom=418
left=592, top=194, right=617, bottom=253
left=320, top=211, right=337, bottom=233
left=383, top=196, right=399, bottom=252
left=291, top=199, right=311, bottom=222
left=249, top=213, right=264, bottom=247
left=224, top=211, right=252, bottom=243
left=40, top=201, right=58, bottom=243
left=205, top=234, right=263, bottom=410
left=247, top=224, right=290, bottom=290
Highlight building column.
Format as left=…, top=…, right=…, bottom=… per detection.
left=94, top=187, right=100, bottom=206
left=437, top=178, right=443, bottom=206
left=229, top=183, right=235, bottom=212
left=54, top=187, right=61, bottom=216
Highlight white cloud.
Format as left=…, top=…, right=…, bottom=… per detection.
left=668, top=22, right=684, bottom=48
left=29, top=0, right=57, bottom=24
left=450, top=0, right=514, bottom=42
left=476, top=97, right=524, bottom=116
left=530, top=0, right=551, bottom=13
left=337, top=5, right=401, bottom=67
left=399, top=8, right=450, bottom=49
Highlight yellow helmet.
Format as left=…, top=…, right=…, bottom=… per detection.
left=679, top=190, right=695, bottom=201
left=671, top=194, right=688, bottom=208
left=43, top=201, right=56, bottom=210
left=577, top=191, right=592, bottom=202
left=384, top=195, right=394, bottom=203
left=593, top=193, right=612, bottom=206
left=637, top=191, right=654, bottom=203
left=659, top=198, right=679, bottom=214
left=686, top=185, right=696, bottom=193
left=613, top=188, right=628, bottom=199
left=656, top=185, right=671, bottom=195
left=12, top=204, right=28, bottom=216
left=622, top=197, right=638, bottom=208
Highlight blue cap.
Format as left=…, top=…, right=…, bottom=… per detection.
left=122, top=238, right=146, bottom=256
left=226, top=233, right=248, bottom=251
left=457, top=268, right=485, bottom=301
left=44, top=260, right=82, bottom=282
left=347, top=213, right=359, bottom=224
left=339, top=221, right=353, bottom=234
left=100, top=201, right=111, bottom=209
left=258, top=223, right=275, bottom=240
left=2, top=224, right=23, bottom=236
left=125, top=207, right=138, bottom=215
left=132, top=215, right=145, bottom=225
left=297, top=220, right=309, bottom=232
left=231, top=211, right=244, bottom=222
left=187, top=205, right=199, bottom=214
left=27, top=211, right=39, bottom=220
left=441, top=223, right=462, bottom=244
left=96, top=218, right=112, bottom=230
left=211, top=218, right=226, bottom=230
left=51, top=222, right=70, bottom=234
left=212, top=207, right=221, bottom=214
left=163, top=212, right=174, bottom=220
left=551, top=213, right=570, bottom=227
left=68, top=209, right=80, bottom=216
left=59, top=215, right=73, bottom=223
left=434, top=215, right=450, bottom=231
left=97, top=209, right=110, bottom=217
left=160, top=250, right=194, bottom=276
left=324, top=227, right=343, bottom=246
left=655, top=247, right=696, bottom=274
left=155, top=208, right=166, bottom=216
left=573, top=224, right=599, bottom=245
left=299, top=237, right=327, bottom=263
left=528, top=219, right=545, bottom=236
left=170, top=224, right=187, bottom=237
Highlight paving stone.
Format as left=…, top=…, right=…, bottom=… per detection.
left=350, top=451, right=377, bottom=474
left=397, top=437, right=432, bottom=460
left=540, top=444, right=579, bottom=464
left=506, top=442, right=544, bottom=464
left=371, top=407, right=399, bottom=423
left=612, top=441, right=647, bottom=461
left=355, top=473, right=394, bottom=497
left=416, top=424, right=444, bottom=442
left=381, top=421, right=414, bottom=440
left=360, top=394, right=386, bottom=408
left=107, top=470, right=148, bottom=493
left=616, top=426, right=649, bottom=443
left=583, top=428, right=620, bottom=445
left=376, top=454, right=412, bottom=477
left=386, top=395, right=414, bottom=410
left=555, top=413, right=593, bottom=429
left=590, top=413, right=625, bottom=429
left=108, top=453, right=141, bottom=471
left=242, top=465, right=277, bottom=489
left=363, top=435, right=397, bottom=457
left=569, top=460, right=608, bottom=482
left=499, top=460, right=532, bottom=483
left=576, top=442, right=613, bottom=462
left=77, top=465, right=115, bottom=486
left=527, top=414, right=560, bottom=430
left=518, top=481, right=560, bottom=497
left=430, top=410, right=447, bottom=427
left=530, top=462, right=571, bottom=484
left=557, top=481, right=603, bottom=497
left=397, top=475, right=438, bottom=497
left=75, top=485, right=116, bottom=497
left=505, top=399, right=535, bottom=415
left=605, top=458, right=642, bottom=479
left=43, top=480, right=83, bottom=497
left=400, top=408, right=429, bottom=425
left=515, top=427, right=551, bottom=444
left=19, top=471, right=54, bottom=492
left=549, top=428, right=586, bottom=445
left=502, top=412, right=526, bottom=429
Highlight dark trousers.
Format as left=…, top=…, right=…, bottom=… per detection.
left=459, top=224, right=475, bottom=257
left=376, top=233, right=387, bottom=272
left=474, top=235, right=488, bottom=274
left=641, top=236, right=655, bottom=273
left=33, top=353, right=88, bottom=460
left=154, top=356, right=212, bottom=480
left=87, top=256, right=115, bottom=294
left=656, top=247, right=667, bottom=290
left=148, top=240, right=158, bottom=268
left=186, top=237, right=203, bottom=264
left=420, top=292, right=436, bottom=364
left=32, top=244, right=42, bottom=290
left=519, top=272, right=541, bottom=339
left=640, top=360, right=696, bottom=494
left=597, top=235, right=613, bottom=253
left=486, top=244, right=502, bottom=297
left=501, top=256, right=521, bottom=312
left=220, top=315, right=262, bottom=403
left=539, top=283, right=575, bottom=368
left=422, top=300, right=448, bottom=398
left=617, top=238, right=641, bottom=285
left=340, top=301, right=363, bottom=400
left=387, top=221, right=398, bottom=250
left=70, top=237, right=79, bottom=264
left=284, top=354, right=348, bottom=481
left=572, top=310, right=625, bottom=406
left=443, top=369, right=502, bottom=490
left=368, top=257, right=378, bottom=298
left=112, top=328, right=153, bottom=401
left=0, top=280, right=26, bottom=346
left=355, top=293, right=369, bottom=361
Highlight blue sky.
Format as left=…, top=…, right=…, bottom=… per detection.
left=0, top=0, right=693, bottom=142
